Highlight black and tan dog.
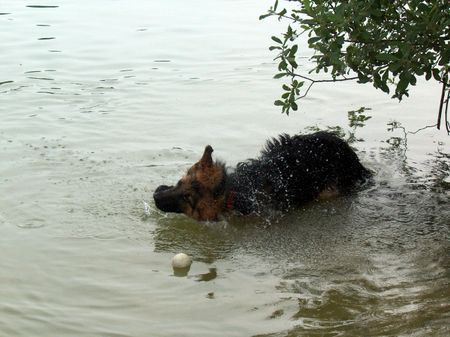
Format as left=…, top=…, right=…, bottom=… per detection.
left=153, top=132, right=371, bottom=221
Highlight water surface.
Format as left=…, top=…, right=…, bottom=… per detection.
left=1, top=1, right=449, bottom=336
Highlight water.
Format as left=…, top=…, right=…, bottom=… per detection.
left=1, top=1, right=449, bottom=336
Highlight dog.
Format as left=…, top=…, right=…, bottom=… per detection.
left=153, top=132, right=371, bottom=221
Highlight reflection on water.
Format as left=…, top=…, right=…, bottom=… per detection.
left=1, top=0, right=448, bottom=336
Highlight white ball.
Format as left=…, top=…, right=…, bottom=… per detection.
left=171, top=253, right=192, bottom=269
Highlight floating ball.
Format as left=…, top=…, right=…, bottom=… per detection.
left=171, top=253, right=192, bottom=269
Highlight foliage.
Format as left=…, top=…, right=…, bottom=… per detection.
left=260, top=0, right=450, bottom=116
left=305, top=106, right=372, bottom=143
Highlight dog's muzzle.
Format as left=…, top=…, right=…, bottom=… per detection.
left=153, top=185, right=183, bottom=213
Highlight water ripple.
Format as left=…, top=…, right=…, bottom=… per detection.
left=26, top=5, right=59, bottom=9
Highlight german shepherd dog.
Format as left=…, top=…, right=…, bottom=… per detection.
left=153, top=132, right=371, bottom=221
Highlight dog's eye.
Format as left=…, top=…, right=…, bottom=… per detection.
left=183, top=193, right=195, bottom=207
left=191, top=180, right=201, bottom=191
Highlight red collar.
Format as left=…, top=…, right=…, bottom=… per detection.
left=226, top=191, right=237, bottom=210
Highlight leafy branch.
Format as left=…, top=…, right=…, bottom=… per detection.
left=260, top=0, right=450, bottom=124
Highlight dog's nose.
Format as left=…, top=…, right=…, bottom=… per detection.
left=154, top=185, right=172, bottom=195
left=153, top=185, right=183, bottom=213
left=153, top=185, right=172, bottom=206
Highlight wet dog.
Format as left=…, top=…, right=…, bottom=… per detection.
left=153, top=132, right=371, bottom=221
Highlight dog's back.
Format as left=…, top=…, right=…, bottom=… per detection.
left=227, top=132, right=371, bottom=214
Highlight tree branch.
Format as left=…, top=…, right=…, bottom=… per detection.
left=290, top=72, right=359, bottom=83
left=297, top=81, right=315, bottom=100
left=437, top=73, right=448, bottom=130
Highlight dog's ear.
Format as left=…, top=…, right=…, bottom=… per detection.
left=200, top=145, right=214, bottom=167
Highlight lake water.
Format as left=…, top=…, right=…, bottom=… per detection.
left=1, top=1, right=449, bottom=336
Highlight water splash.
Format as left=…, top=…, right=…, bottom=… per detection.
left=143, top=200, right=151, bottom=216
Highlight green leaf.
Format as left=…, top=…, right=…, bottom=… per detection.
left=278, top=60, right=288, bottom=71
left=287, top=57, right=298, bottom=68
left=289, top=45, right=298, bottom=57
left=432, top=69, right=441, bottom=81
left=376, top=54, right=398, bottom=62
left=274, top=100, right=285, bottom=106
left=277, top=8, right=287, bottom=17
left=301, top=19, right=316, bottom=26
left=389, top=61, right=403, bottom=74
left=397, top=77, right=409, bottom=93
left=382, top=69, right=389, bottom=83
left=373, top=72, right=383, bottom=90
left=308, top=36, right=321, bottom=44
left=271, top=36, right=283, bottom=44
left=357, top=72, right=371, bottom=83
left=259, top=13, right=272, bottom=20
left=294, top=81, right=304, bottom=89
left=274, top=73, right=287, bottom=79
left=380, top=81, right=390, bottom=93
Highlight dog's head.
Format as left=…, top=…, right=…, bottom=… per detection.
left=153, top=145, right=227, bottom=221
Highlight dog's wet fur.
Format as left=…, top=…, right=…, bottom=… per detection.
left=153, top=132, right=371, bottom=221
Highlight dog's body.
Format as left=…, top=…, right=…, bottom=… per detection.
left=153, top=132, right=371, bottom=221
